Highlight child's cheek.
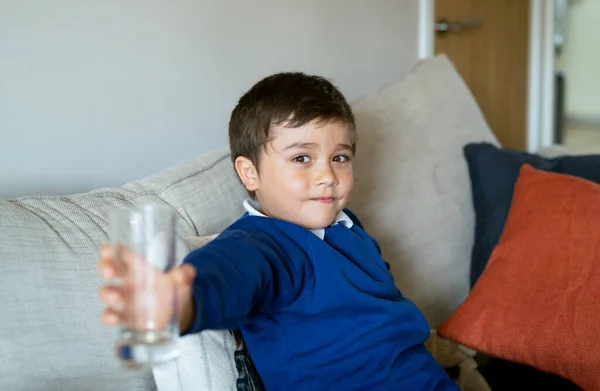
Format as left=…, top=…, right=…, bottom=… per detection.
left=286, top=172, right=311, bottom=193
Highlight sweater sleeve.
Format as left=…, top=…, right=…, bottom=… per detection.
left=181, top=228, right=311, bottom=334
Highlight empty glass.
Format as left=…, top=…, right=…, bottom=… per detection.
left=108, top=204, right=179, bottom=368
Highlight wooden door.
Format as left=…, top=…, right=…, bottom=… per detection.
left=434, top=0, right=530, bottom=150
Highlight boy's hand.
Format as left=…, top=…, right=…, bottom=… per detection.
left=97, top=243, right=196, bottom=334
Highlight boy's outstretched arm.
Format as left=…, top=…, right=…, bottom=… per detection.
left=181, top=228, right=311, bottom=334
left=98, top=229, right=309, bottom=336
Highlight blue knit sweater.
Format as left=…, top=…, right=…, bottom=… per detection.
left=183, top=210, right=458, bottom=391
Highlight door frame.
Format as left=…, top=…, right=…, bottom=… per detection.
left=418, top=0, right=556, bottom=153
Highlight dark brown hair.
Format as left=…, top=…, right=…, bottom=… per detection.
left=228, top=72, right=356, bottom=181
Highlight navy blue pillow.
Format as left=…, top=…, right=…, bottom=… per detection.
left=464, top=142, right=600, bottom=287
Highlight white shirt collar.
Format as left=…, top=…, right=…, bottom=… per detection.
left=242, top=199, right=353, bottom=240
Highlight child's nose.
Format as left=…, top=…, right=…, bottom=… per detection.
left=315, top=163, right=338, bottom=186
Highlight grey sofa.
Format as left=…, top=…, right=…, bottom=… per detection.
left=0, top=55, right=565, bottom=391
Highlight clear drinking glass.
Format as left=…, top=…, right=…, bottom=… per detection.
left=108, top=204, right=179, bottom=368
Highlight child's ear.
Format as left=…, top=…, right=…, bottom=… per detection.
left=234, top=156, right=260, bottom=192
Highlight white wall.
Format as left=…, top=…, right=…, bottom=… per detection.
left=558, top=0, right=600, bottom=121
left=0, top=1, right=420, bottom=198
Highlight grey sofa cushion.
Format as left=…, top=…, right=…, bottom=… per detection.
left=0, top=146, right=245, bottom=390
left=125, top=147, right=246, bottom=236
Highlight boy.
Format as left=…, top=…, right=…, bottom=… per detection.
left=98, top=72, right=459, bottom=390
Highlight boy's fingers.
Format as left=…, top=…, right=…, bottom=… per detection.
left=98, top=243, right=143, bottom=280
left=98, top=243, right=120, bottom=280
left=99, top=243, right=112, bottom=259
left=172, top=264, right=196, bottom=286
left=99, top=286, right=123, bottom=307
left=101, top=308, right=121, bottom=327
left=98, top=257, right=116, bottom=280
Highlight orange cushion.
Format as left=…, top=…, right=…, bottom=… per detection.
left=438, top=163, right=600, bottom=390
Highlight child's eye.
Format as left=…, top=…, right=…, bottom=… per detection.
left=293, top=155, right=310, bottom=163
left=333, top=155, right=350, bottom=163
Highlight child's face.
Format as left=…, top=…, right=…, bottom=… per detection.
left=239, top=119, right=354, bottom=230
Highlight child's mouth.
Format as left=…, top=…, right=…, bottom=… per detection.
left=311, top=197, right=336, bottom=204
